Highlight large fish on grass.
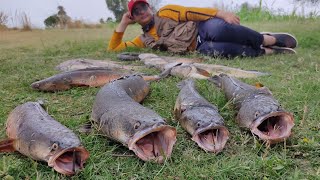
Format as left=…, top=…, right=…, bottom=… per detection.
left=31, top=67, right=160, bottom=92
left=91, top=75, right=176, bottom=163
left=137, top=53, right=269, bottom=79
left=55, top=58, right=141, bottom=72
left=209, top=74, right=294, bottom=144
left=174, top=79, right=229, bottom=153
left=0, top=102, right=89, bottom=176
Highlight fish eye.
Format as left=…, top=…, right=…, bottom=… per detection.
left=197, top=122, right=201, bottom=127
left=51, top=142, right=59, bottom=151
left=134, top=121, right=141, bottom=129
left=254, top=111, right=260, bottom=118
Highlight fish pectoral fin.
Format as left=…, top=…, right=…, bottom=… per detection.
left=78, top=122, right=93, bottom=134
left=0, top=139, right=16, bottom=152
left=195, top=67, right=211, bottom=77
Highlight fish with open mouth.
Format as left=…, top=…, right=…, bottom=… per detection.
left=174, top=79, right=229, bottom=153
left=91, top=75, right=177, bottom=163
left=31, top=67, right=160, bottom=92
left=209, top=74, right=294, bottom=144
left=0, top=102, right=89, bottom=176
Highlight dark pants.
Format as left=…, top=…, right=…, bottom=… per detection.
left=197, top=18, right=265, bottom=58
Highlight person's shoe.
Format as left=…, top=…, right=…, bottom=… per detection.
left=261, top=32, right=298, bottom=48
left=270, top=46, right=297, bottom=54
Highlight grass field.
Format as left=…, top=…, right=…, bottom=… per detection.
left=0, top=16, right=319, bottom=179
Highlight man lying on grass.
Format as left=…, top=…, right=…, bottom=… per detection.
left=108, top=0, right=297, bottom=58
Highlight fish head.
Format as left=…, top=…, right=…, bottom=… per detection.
left=180, top=108, right=229, bottom=153
left=46, top=142, right=89, bottom=176
left=250, top=111, right=294, bottom=144
left=127, top=119, right=177, bottom=163
left=31, top=77, right=71, bottom=92
left=30, top=80, right=46, bottom=91
left=238, top=95, right=295, bottom=144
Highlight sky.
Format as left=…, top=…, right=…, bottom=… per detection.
left=0, top=0, right=319, bottom=28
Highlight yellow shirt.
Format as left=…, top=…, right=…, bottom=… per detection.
left=107, top=4, right=219, bottom=51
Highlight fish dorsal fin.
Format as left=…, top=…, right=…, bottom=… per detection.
left=0, top=139, right=16, bottom=152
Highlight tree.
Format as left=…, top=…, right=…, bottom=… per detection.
left=105, top=0, right=128, bottom=22
left=57, top=6, right=71, bottom=29
left=44, top=14, right=59, bottom=28
left=0, top=12, right=8, bottom=26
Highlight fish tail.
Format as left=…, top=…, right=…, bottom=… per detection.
left=0, top=139, right=16, bottom=152
left=208, top=75, right=223, bottom=88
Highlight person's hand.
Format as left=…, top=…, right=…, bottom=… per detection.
left=216, top=10, right=240, bottom=25
left=120, top=12, right=136, bottom=26
left=116, top=12, right=136, bottom=32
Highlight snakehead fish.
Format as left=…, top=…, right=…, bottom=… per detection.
left=91, top=75, right=176, bottom=163
left=0, top=102, right=89, bottom=175
left=174, top=79, right=229, bottom=153
left=31, top=67, right=160, bottom=92
left=209, top=74, right=294, bottom=144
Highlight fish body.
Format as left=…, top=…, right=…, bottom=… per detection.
left=138, top=53, right=269, bottom=79
left=209, top=74, right=294, bottom=144
left=31, top=68, right=124, bottom=92
left=55, top=58, right=139, bottom=72
left=91, top=75, right=176, bottom=163
left=0, top=102, right=89, bottom=175
left=31, top=68, right=160, bottom=92
left=174, top=79, right=229, bottom=153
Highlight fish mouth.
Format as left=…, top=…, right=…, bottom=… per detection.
left=48, top=146, right=89, bottom=176
left=128, top=125, right=177, bottom=163
left=30, top=82, right=40, bottom=89
left=250, top=111, right=294, bottom=144
left=192, top=125, right=229, bottom=153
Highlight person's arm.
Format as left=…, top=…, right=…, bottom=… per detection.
left=157, top=4, right=240, bottom=24
left=107, top=32, right=145, bottom=51
left=107, top=12, right=145, bottom=51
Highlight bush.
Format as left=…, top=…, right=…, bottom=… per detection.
left=44, top=14, right=59, bottom=28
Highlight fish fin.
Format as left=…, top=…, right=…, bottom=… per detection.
left=78, top=122, right=93, bottom=134
left=0, top=139, right=16, bottom=152
left=142, top=75, right=161, bottom=82
left=195, top=67, right=211, bottom=77
left=255, top=82, right=264, bottom=88
left=36, top=99, right=47, bottom=108
left=208, top=75, right=222, bottom=88
left=159, top=62, right=183, bottom=79
left=259, top=87, right=273, bottom=95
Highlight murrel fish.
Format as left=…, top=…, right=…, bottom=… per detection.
left=0, top=102, right=89, bottom=175
left=209, top=74, right=294, bottom=144
left=31, top=67, right=160, bottom=92
left=174, top=79, right=229, bottom=153
left=91, top=75, right=176, bottom=163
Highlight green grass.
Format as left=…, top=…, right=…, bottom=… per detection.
left=0, top=16, right=320, bottom=179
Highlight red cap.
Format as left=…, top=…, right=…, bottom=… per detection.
left=128, top=0, right=149, bottom=16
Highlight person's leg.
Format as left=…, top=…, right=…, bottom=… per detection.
left=198, top=18, right=264, bottom=49
left=197, top=41, right=265, bottom=58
